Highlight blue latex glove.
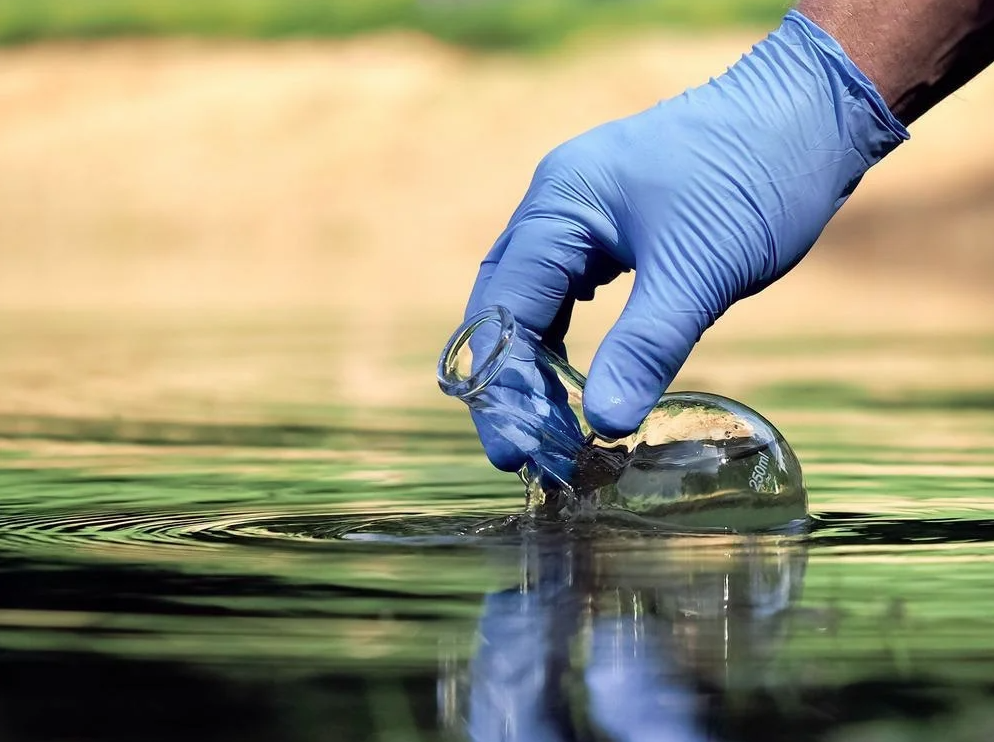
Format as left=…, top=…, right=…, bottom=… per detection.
left=466, top=10, right=908, bottom=470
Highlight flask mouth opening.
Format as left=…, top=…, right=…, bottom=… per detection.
left=437, top=305, right=515, bottom=400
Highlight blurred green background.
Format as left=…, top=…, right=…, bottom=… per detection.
left=0, top=0, right=788, bottom=47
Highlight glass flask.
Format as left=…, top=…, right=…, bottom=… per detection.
left=437, top=305, right=807, bottom=531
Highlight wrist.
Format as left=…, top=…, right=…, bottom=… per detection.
left=776, top=9, right=910, bottom=168
left=798, top=0, right=994, bottom=125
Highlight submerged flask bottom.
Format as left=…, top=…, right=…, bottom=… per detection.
left=523, top=393, right=808, bottom=534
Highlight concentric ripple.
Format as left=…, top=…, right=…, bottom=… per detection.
left=0, top=506, right=534, bottom=558
left=0, top=500, right=816, bottom=559
left=5, top=504, right=994, bottom=562
left=0, top=503, right=790, bottom=566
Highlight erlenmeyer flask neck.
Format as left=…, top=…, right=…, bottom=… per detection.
left=438, top=306, right=590, bottom=425
left=437, top=306, right=517, bottom=401
left=437, top=305, right=592, bottom=495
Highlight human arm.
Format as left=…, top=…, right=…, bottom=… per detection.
left=465, top=3, right=994, bottom=471
left=799, top=0, right=994, bottom=123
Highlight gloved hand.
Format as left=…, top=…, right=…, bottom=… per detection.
left=466, top=9, right=908, bottom=471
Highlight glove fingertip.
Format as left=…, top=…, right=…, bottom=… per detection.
left=582, top=387, right=653, bottom=441
left=582, top=308, right=697, bottom=440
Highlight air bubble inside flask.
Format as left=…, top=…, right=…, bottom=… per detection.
left=437, top=306, right=807, bottom=532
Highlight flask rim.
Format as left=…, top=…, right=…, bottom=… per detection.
left=437, top=305, right=516, bottom=399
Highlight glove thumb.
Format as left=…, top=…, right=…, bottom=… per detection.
left=583, top=280, right=711, bottom=439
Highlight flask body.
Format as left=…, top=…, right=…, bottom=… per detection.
left=574, top=393, right=807, bottom=531
left=438, top=306, right=807, bottom=531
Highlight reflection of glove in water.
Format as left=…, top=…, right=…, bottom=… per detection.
left=469, top=553, right=705, bottom=742
left=470, top=590, right=705, bottom=742
left=466, top=10, right=908, bottom=469
left=469, top=588, right=579, bottom=742
left=585, top=618, right=701, bottom=742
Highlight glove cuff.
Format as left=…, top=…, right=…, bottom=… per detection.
left=781, top=9, right=910, bottom=167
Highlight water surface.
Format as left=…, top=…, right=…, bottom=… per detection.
left=3, top=315, right=994, bottom=741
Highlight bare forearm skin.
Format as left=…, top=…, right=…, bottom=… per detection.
left=798, top=0, right=994, bottom=124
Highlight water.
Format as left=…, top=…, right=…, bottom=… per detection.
left=3, top=315, right=994, bottom=741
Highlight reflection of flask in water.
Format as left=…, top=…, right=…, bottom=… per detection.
left=438, top=532, right=810, bottom=740
left=437, top=305, right=807, bottom=531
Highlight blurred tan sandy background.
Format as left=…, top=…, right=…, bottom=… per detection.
left=1, top=28, right=993, bottom=422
